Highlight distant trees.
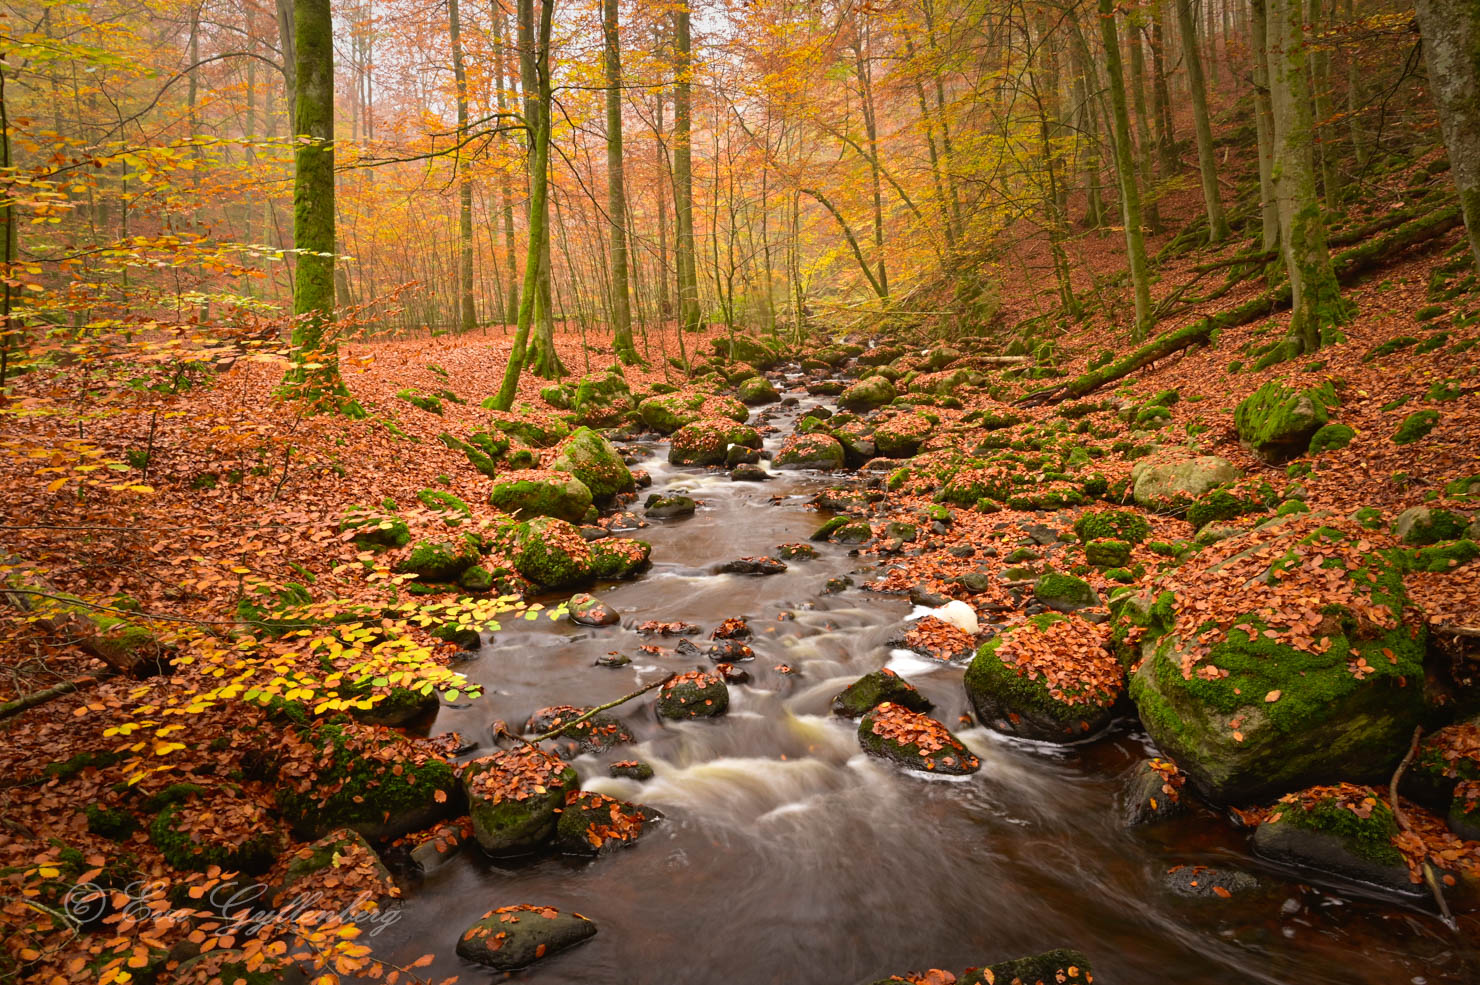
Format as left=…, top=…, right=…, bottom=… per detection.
left=1415, top=0, right=1480, bottom=276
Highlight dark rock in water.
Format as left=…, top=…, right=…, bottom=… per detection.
left=645, top=493, right=697, bottom=518
left=463, top=747, right=577, bottom=855
left=885, top=521, right=919, bottom=542
left=657, top=670, right=730, bottom=719
left=524, top=705, right=633, bottom=753
left=568, top=593, right=620, bottom=627
left=631, top=469, right=652, bottom=489
left=638, top=619, right=701, bottom=636
left=958, top=949, right=1094, bottom=985
left=578, top=525, right=609, bottom=541
left=553, top=791, right=661, bottom=855
left=776, top=542, right=818, bottom=560
left=714, top=661, right=751, bottom=684
left=965, top=615, right=1120, bottom=743
left=1251, top=793, right=1415, bottom=892
left=822, top=576, right=853, bottom=595
left=706, top=639, right=755, bottom=662
left=715, top=556, right=787, bottom=576
left=1123, top=758, right=1188, bottom=825
left=726, top=444, right=762, bottom=466
left=908, top=584, right=950, bottom=607
left=712, top=616, right=751, bottom=639
left=675, top=638, right=703, bottom=657
left=609, top=759, right=654, bottom=781
left=455, top=905, right=596, bottom=970
left=594, top=652, right=631, bottom=668
left=832, top=669, right=933, bottom=718
left=857, top=703, right=980, bottom=775
left=432, top=729, right=480, bottom=756
left=1162, top=864, right=1260, bottom=899
left=606, top=509, right=646, bottom=530
left=731, top=463, right=770, bottom=481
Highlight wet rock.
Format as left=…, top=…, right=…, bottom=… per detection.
left=638, top=392, right=748, bottom=434
left=738, top=376, right=781, bottom=405
left=908, top=584, right=950, bottom=608
left=965, top=614, right=1121, bottom=743
left=637, top=620, right=701, bottom=636
left=632, top=469, right=652, bottom=489
left=857, top=703, right=980, bottom=774
left=1251, top=789, right=1414, bottom=892
left=594, top=653, right=631, bottom=668
left=831, top=669, right=933, bottom=718
left=706, top=639, right=756, bottom=662
left=958, top=949, right=1094, bottom=985
left=645, top=493, right=697, bottom=518
left=607, top=509, right=646, bottom=530
left=657, top=670, right=730, bottom=719
left=838, top=375, right=896, bottom=411
left=873, top=413, right=932, bottom=457
left=1123, top=758, right=1188, bottom=825
left=1021, top=522, right=1061, bottom=546
left=1032, top=572, right=1100, bottom=613
left=552, top=791, right=661, bottom=855
left=523, top=705, right=634, bottom=754
left=550, top=427, right=635, bottom=501
left=1162, top=864, right=1260, bottom=899
left=715, top=556, right=787, bottom=575
left=711, top=616, right=751, bottom=639
left=669, top=418, right=763, bottom=466
left=834, top=430, right=878, bottom=467
left=774, top=433, right=846, bottom=470
left=777, top=542, right=818, bottom=560
left=462, top=747, right=578, bottom=855
left=568, top=593, right=619, bottom=627
left=609, top=759, right=654, bottom=781
left=714, top=662, right=752, bottom=684
left=578, top=525, right=609, bottom=541
left=822, top=576, right=853, bottom=594
left=674, top=638, right=703, bottom=657
left=455, top=905, right=596, bottom=970
left=728, top=446, right=764, bottom=468
left=405, top=819, right=473, bottom=875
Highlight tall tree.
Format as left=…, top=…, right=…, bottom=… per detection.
left=283, top=0, right=360, bottom=413
left=1268, top=0, right=1347, bottom=354
left=1098, top=0, right=1152, bottom=341
left=674, top=1, right=702, bottom=332
left=449, top=0, right=476, bottom=331
left=492, top=1, right=520, bottom=325
left=1250, top=0, right=1280, bottom=253
left=1175, top=0, right=1229, bottom=242
left=1414, top=0, right=1480, bottom=275
left=603, top=0, right=639, bottom=363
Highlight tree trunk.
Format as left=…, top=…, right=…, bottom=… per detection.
left=1269, top=0, right=1347, bottom=354
left=449, top=0, right=476, bottom=331
left=852, top=23, right=888, bottom=299
left=1149, top=0, right=1178, bottom=175
left=1309, top=0, right=1343, bottom=205
left=654, top=90, right=671, bottom=322
left=1126, top=9, right=1161, bottom=232
left=1250, top=0, right=1280, bottom=253
left=1098, top=0, right=1153, bottom=341
left=1414, top=0, right=1480, bottom=276
left=493, top=2, right=520, bottom=325
left=674, top=2, right=702, bottom=332
left=603, top=0, right=638, bottom=363
left=1175, top=0, right=1229, bottom=242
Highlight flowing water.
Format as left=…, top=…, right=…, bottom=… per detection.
left=384, top=384, right=1474, bottom=985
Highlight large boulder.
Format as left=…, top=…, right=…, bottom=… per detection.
left=394, top=536, right=482, bottom=584
left=873, top=413, right=932, bottom=458
left=489, top=470, right=593, bottom=523
left=712, top=334, right=782, bottom=369
left=550, top=427, right=634, bottom=501
left=456, top=905, right=596, bottom=970
left=510, top=516, right=594, bottom=588
left=669, top=418, right=762, bottom=466
left=773, top=433, right=846, bottom=470
left=737, top=376, right=781, bottom=405
left=838, top=375, right=896, bottom=411
left=462, top=746, right=578, bottom=855
left=857, top=703, right=980, bottom=774
left=638, top=391, right=748, bottom=434
left=1131, top=456, right=1242, bottom=509
left=965, top=614, right=1123, bottom=743
left=1235, top=380, right=1339, bottom=463
left=552, top=791, right=660, bottom=855
left=656, top=670, right=729, bottom=719
left=1126, top=514, right=1427, bottom=802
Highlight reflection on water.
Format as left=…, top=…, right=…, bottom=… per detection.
left=382, top=391, right=1475, bottom=985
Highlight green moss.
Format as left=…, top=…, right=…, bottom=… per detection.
left=1408, top=540, right=1480, bottom=572
left=395, top=537, right=480, bottom=583
left=1235, top=380, right=1337, bottom=461
left=44, top=749, right=124, bottom=782
left=417, top=489, right=471, bottom=523
left=966, top=615, right=1111, bottom=723
left=1426, top=379, right=1463, bottom=402
left=1308, top=422, right=1355, bottom=454
left=1271, top=793, right=1404, bottom=867
left=1392, top=410, right=1439, bottom=445
left=1186, top=487, right=1259, bottom=530
left=1033, top=572, right=1098, bottom=610
left=396, top=388, right=443, bottom=414
left=84, top=804, right=137, bottom=840
left=1073, top=508, right=1149, bottom=545
left=339, top=509, right=411, bottom=549
left=149, top=802, right=280, bottom=873
left=1085, top=538, right=1131, bottom=568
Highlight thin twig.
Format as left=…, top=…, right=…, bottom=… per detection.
left=525, top=673, right=678, bottom=744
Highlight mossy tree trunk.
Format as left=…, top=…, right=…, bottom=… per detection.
left=1268, top=0, right=1347, bottom=356
left=603, top=0, right=638, bottom=364
left=449, top=0, right=476, bottom=332
left=1250, top=0, right=1280, bottom=254
left=1175, top=0, right=1229, bottom=243
left=1415, top=0, right=1480, bottom=277
left=283, top=0, right=361, bottom=415
left=1098, top=0, right=1153, bottom=341
left=674, top=2, right=702, bottom=332
left=493, top=4, right=520, bottom=324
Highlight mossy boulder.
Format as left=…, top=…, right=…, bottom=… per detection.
left=550, top=427, right=634, bottom=501
left=958, top=950, right=1094, bottom=985
left=463, top=747, right=578, bottom=855
left=552, top=791, right=660, bottom=855
left=965, top=614, right=1122, bottom=742
left=1308, top=423, right=1356, bottom=454
left=831, top=668, right=933, bottom=718
left=1085, top=538, right=1132, bottom=568
left=857, top=703, right=980, bottom=774
left=395, top=536, right=481, bottom=583
left=276, top=722, right=456, bottom=841
left=1392, top=409, right=1439, bottom=445
left=838, top=375, right=896, bottom=411
left=1392, top=505, right=1469, bottom=546
left=491, top=414, right=570, bottom=448
left=873, top=413, right=932, bottom=458
left=1251, top=786, right=1412, bottom=891
left=489, top=470, right=594, bottom=523
left=1033, top=572, right=1100, bottom=612
left=149, top=790, right=285, bottom=874
left=1234, top=380, right=1338, bottom=463
left=773, top=433, right=846, bottom=470
left=1073, top=508, right=1150, bottom=545
left=455, top=905, right=596, bottom=970
left=712, top=333, right=782, bottom=369
left=638, top=391, right=748, bottom=434
left=656, top=670, right=729, bottom=719
left=645, top=493, right=698, bottom=518
left=1127, top=517, right=1427, bottom=802
left=570, top=371, right=634, bottom=427
left=339, top=509, right=410, bottom=550
left=524, top=704, right=633, bottom=754
left=737, top=376, right=781, bottom=405
left=1131, top=456, right=1241, bottom=509
left=509, top=516, right=606, bottom=588
left=669, top=418, right=763, bottom=466
left=276, top=828, right=395, bottom=903
left=590, top=537, right=650, bottom=580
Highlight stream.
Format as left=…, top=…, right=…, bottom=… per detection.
left=383, top=382, right=1469, bottom=985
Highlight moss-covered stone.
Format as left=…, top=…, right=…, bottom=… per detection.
left=712, top=333, right=783, bottom=369
left=737, top=376, right=780, bottom=405
left=837, top=375, right=896, bottom=411
left=873, top=413, right=932, bottom=457
left=645, top=493, right=697, bottom=518
left=773, top=433, right=846, bottom=470
left=394, top=536, right=481, bottom=583
left=550, top=427, right=634, bottom=500
left=857, top=703, right=980, bottom=774
left=638, top=391, right=748, bottom=434
left=396, top=388, right=443, bottom=414
left=552, top=791, right=660, bottom=855
left=1391, top=505, right=1469, bottom=545
left=511, top=516, right=597, bottom=588
left=1131, top=456, right=1242, bottom=509
left=339, top=509, right=410, bottom=549
left=150, top=791, right=285, bottom=874
left=958, top=949, right=1094, bottom=985
left=491, top=414, right=570, bottom=448
left=1234, top=380, right=1338, bottom=463
left=656, top=671, right=729, bottom=719
left=1073, top=508, right=1150, bottom=545
left=965, top=615, right=1120, bottom=742
left=1392, top=409, right=1439, bottom=445
left=416, top=488, right=471, bottom=524
left=455, top=905, right=596, bottom=970
left=1085, top=538, right=1132, bottom=568
left=1032, top=572, right=1099, bottom=612
left=1408, top=539, right=1480, bottom=572
left=1252, top=787, right=1410, bottom=890
left=831, top=668, right=933, bottom=718
left=278, top=828, right=394, bottom=901
left=489, top=471, right=594, bottom=523
left=463, top=747, right=578, bottom=855
left=1308, top=422, right=1355, bottom=454
left=669, top=419, right=762, bottom=466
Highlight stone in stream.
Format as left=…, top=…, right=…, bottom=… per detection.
left=731, top=463, right=770, bottom=481
left=726, top=443, right=762, bottom=467
left=488, top=470, right=594, bottom=523
left=1162, top=864, right=1261, bottom=899
left=715, top=556, right=787, bottom=576
left=567, top=592, right=619, bottom=627
left=523, top=705, right=634, bottom=754
left=552, top=791, right=662, bottom=855
left=1250, top=786, right=1415, bottom=893
left=1122, top=758, right=1188, bottom=825
left=810, top=515, right=873, bottom=544
left=821, top=576, right=853, bottom=594
left=773, top=432, right=846, bottom=470
left=674, top=638, right=703, bottom=657
left=957, top=949, right=1095, bottom=985
left=594, top=652, right=631, bottom=668
left=776, top=542, right=818, bottom=560
left=711, top=616, right=751, bottom=639
left=609, top=759, right=654, bottom=781
left=455, top=905, right=596, bottom=970
left=714, top=661, right=751, bottom=684
left=462, top=747, right=578, bottom=855
left=831, top=668, right=933, bottom=718
left=644, top=493, right=697, bottom=518
left=549, top=426, right=635, bottom=500
left=837, top=375, right=896, bottom=411
left=737, top=376, right=781, bottom=405
left=706, top=639, right=755, bottom=662
left=656, top=670, right=730, bottom=720
left=668, top=418, right=763, bottom=466
left=857, top=703, right=980, bottom=775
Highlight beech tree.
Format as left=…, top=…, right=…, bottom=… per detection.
left=1415, top=0, right=1480, bottom=275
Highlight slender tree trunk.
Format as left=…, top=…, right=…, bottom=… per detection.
left=449, top=0, right=476, bottom=331
left=1269, top=0, right=1347, bottom=354
left=853, top=25, right=888, bottom=299
left=1099, top=0, right=1153, bottom=341
left=1414, top=0, right=1480, bottom=276
left=654, top=90, right=672, bottom=322
left=922, top=0, right=964, bottom=238
left=1176, top=0, right=1229, bottom=242
left=493, top=2, right=520, bottom=325
left=1251, top=0, right=1280, bottom=253
left=1309, top=0, right=1342, bottom=205
left=1127, top=11, right=1161, bottom=232
left=1149, top=0, right=1178, bottom=175
left=674, top=3, right=702, bottom=331
left=603, top=0, right=638, bottom=363
left=904, top=35, right=955, bottom=253
left=1070, top=26, right=1105, bottom=229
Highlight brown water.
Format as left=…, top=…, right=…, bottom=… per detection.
left=384, top=384, right=1476, bottom=985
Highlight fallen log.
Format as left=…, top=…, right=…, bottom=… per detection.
left=1019, top=205, right=1462, bottom=407
left=2, top=566, right=168, bottom=677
